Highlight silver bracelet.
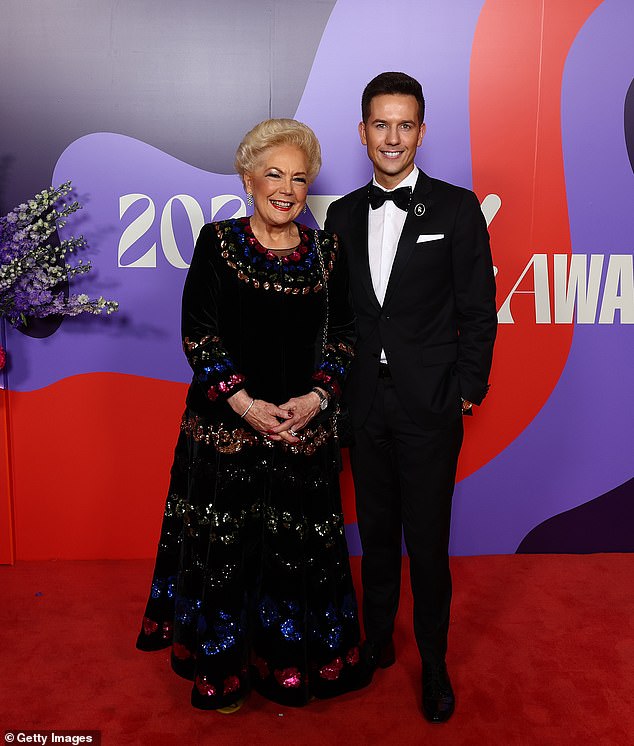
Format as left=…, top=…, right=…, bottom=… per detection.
left=240, top=398, right=255, bottom=418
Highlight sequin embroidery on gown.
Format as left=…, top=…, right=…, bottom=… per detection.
left=136, top=218, right=362, bottom=709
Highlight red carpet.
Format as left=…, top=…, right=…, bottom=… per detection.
left=1, top=555, right=632, bottom=745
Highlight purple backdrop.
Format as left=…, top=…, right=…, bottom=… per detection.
left=2, top=0, right=632, bottom=555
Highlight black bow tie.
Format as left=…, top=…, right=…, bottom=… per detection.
left=368, top=184, right=412, bottom=211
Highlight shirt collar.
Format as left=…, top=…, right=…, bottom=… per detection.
left=372, top=165, right=419, bottom=192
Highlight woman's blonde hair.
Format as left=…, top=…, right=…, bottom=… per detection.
left=235, top=118, right=322, bottom=185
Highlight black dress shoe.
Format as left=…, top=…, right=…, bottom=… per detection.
left=421, top=662, right=455, bottom=723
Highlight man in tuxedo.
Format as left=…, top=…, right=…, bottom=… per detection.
left=325, top=72, right=497, bottom=722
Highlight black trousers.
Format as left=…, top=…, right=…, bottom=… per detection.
left=350, top=375, right=463, bottom=665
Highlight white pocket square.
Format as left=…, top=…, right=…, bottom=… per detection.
left=417, top=233, right=445, bottom=243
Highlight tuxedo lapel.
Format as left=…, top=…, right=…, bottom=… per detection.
left=350, top=183, right=381, bottom=311
left=383, top=171, right=433, bottom=307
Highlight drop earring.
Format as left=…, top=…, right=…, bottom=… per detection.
left=246, top=193, right=253, bottom=207
left=302, top=204, right=307, bottom=214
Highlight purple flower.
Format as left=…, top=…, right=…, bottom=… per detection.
left=0, top=182, right=118, bottom=326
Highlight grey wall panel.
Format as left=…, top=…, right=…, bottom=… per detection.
left=0, top=0, right=336, bottom=210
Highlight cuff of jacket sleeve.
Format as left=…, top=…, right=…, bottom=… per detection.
left=206, top=374, right=246, bottom=401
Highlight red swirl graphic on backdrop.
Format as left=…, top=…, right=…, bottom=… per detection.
left=456, top=0, right=603, bottom=481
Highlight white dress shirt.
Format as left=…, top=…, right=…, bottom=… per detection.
left=368, top=166, right=419, bottom=363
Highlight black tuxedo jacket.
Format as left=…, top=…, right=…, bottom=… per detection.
left=325, top=170, right=497, bottom=429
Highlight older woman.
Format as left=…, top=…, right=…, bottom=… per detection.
left=137, top=119, right=362, bottom=711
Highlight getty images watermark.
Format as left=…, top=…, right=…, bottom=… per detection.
left=4, top=732, right=101, bottom=745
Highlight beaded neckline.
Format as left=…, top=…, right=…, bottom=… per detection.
left=215, top=217, right=336, bottom=293
left=242, top=217, right=313, bottom=265
left=244, top=218, right=309, bottom=261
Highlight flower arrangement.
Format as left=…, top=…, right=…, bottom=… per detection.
left=0, top=181, right=118, bottom=370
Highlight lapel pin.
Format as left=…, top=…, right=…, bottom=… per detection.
left=414, top=203, right=426, bottom=217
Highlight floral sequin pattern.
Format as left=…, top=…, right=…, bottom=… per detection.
left=183, top=334, right=245, bottom=401
left=313, top=340, right=355, bottom=399
left=174, top=595, right=202, bottom=625
left=214, top=218, right=336, bottom=294
left=141, top=616, right=173, bottom=642
left=257, top=597, right=305, bottom=643
left=194, top=675, right=216, bottom=697
left=251, top=654, right=269, bottom=679
left=264, top=507, right=344, bottom=550
left=193, top=672, right=246, bottom=703
left=181, top=411, right=334, bottom=455
left=172, top=642, right=193, bottom=661
left=274, top=667, right=302, bottom=688
left=223, top=675, right=241, bottom=695
left=199, top=610, right=245, bottom=657
left=256, top=594, right=358, bottom=657
left=319, top=657, right=344, bottom=681
left=150, top=575, right=176, bottom=600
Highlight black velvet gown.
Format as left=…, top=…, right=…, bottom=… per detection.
left=136, top=217, right=362, bottom=709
